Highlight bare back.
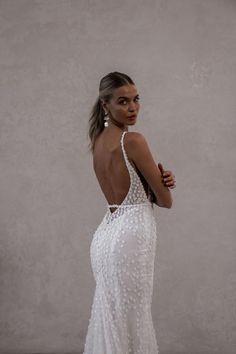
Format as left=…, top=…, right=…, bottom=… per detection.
left=93, top=130, right=138, bottom=206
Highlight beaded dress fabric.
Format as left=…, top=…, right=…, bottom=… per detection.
left=83, top=131, right=159, bottom=354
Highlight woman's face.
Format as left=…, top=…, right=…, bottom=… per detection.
left=102, top=84, right=140, bottom=127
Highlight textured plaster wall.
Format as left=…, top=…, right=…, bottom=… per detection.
left=0, top=0, right=235, bottom=353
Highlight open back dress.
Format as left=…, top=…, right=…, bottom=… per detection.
left=82, top=130, right=159, bottom=354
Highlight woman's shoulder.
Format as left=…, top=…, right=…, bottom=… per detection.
left=124, top=131, right=154, bottom=164
left=124, top=131, right=148, bottom=146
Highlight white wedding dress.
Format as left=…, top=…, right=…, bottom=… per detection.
left=83, top=131, right=159, bottom=354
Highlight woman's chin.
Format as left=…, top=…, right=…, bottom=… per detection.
left=127, top=118, right=137, bottom=125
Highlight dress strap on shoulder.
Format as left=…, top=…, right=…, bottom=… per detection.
left=120, top=130, right=127, bottom=144
left=120, top=130, right=135, bottom=179
left=120, top=131, right=129, bottom=162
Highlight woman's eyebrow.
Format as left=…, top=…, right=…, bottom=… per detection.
left=117, top=94, right=140, bottom=99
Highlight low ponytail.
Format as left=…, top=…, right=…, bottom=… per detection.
left=87, top=96, right=104, bottom=153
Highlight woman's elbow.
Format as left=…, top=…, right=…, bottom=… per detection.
left=165, top=198, right=173, bottom=209
left=157, top=199, right=173, bottom=209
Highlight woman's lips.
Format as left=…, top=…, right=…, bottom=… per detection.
left=128, top=115, right=137, bottom=119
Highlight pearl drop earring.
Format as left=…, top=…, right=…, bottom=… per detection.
left=104, top=112, right=109, bottom=128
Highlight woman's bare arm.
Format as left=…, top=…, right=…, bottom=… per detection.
left=125, top=132, right=173, bottom=208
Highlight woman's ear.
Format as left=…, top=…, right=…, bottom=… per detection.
left=100, top=99, right=106, bottom=111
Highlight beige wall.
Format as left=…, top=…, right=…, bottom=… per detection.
left=0, top=0, right=235, bottom=353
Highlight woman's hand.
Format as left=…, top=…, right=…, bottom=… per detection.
left=158, top=162, right=176, bottom=189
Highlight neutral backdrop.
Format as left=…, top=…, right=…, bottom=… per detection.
left=0, top=1, right=235, bottom=353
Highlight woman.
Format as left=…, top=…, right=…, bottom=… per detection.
left=83, top=72, right=176, bottom=354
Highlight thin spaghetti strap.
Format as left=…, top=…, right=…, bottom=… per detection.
left=120, top=131, right=137, bottom=175
left=120, top=131, right=129, bottom=165
left=120, top=130, right=127, bottom=144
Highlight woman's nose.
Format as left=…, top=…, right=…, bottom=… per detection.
left=128, top=102, right=136, bottom=111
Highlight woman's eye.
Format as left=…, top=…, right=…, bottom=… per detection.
left=119, top=98, right=140, bottom=105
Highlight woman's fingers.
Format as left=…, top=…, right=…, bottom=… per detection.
left=162, top=171, right=176, bottom=187
left=159, top=166, right=176, bottom=188
left=162, top=171, right=173, bottom=181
